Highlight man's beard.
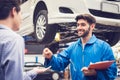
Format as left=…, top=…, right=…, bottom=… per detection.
left=78, top=27, right=90, bottom=38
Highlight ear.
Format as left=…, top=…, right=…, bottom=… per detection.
left=91, top=23, right=95, bottom=30
left=10, top=7, right=16, bottom=18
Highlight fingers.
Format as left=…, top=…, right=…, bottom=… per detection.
left=33, top=66, right=52, bottom=74
left=43, top=48, right=53, bottom=59
left=44, top=66, right=52, bottom=71
left=43, top=48, right=51, bottom=55
left=43, top=48, right=49, bottom=53
left=39, top=66, right=51, bottom=73
left=81, top=67, right=96, bottom=76
left=81, top=67, right=88, bottom=71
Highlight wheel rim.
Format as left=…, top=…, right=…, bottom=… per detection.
left=36, top=15, right=46, bottom=40
left=52, top=73, right=59, bottom=80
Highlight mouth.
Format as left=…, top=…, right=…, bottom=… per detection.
left=77, top=29, right=85, bottom=36
left=78, top=29, right=84, bottom=33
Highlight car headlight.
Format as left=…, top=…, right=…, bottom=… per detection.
left=52, top=72, right=59, bottom=80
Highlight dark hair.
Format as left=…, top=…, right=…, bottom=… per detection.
left=0, top=0, right=20, bottom=20
left=75, top=14, right=96, bottom=25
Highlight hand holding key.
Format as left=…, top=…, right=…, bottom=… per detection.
left=43, top=48, right=53, bottom=59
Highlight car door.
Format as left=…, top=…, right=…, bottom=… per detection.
left=17, top=0, right=34, bottom=36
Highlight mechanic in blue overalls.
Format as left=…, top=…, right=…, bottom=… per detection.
left=43, top=14, right=117, bottom=80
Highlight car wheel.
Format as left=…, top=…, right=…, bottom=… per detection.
left=52, top=72, right=60, bottom=80
left=105, top=32, right=120, bottom=46
left=34, top=10, right=58, bottom=44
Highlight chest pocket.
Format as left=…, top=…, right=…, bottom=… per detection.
left=86, top=45, right=101, bottom=63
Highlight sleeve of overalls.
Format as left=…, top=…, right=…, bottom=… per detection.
left=44, top=43, right=74, bottom=71
left=96, top=42, right=117, bottom=80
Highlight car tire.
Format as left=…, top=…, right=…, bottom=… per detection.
left=34, top=10, right=58, bottom=44
left=105, top=32, right=120, bottom=46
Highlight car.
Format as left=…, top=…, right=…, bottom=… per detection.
left=17, top=0, right=120, bottom=46
left=24, top=62, right=64, bottom=80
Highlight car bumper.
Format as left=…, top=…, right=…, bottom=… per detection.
left=95, top=16, right=120, bottom=27
left=48, top=13, right=120, bottom=27
left=48, top=13, right=78, bottom=24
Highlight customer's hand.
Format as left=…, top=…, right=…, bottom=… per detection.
left=81, top=67, right=96, bottom=76
left=43, top=48, right=53, bottom=59
left=33, top=66, right=51, bottom=74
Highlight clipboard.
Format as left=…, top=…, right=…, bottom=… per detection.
left=88, top=60, right=115, bottom=70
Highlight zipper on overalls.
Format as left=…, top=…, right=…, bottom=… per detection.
left=82, top=45, right=85, bottom=78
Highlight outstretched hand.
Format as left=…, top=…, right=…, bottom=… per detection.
left=33, top=66, right=51, bottom=74
left=43, top=48, right=53, bottom=59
